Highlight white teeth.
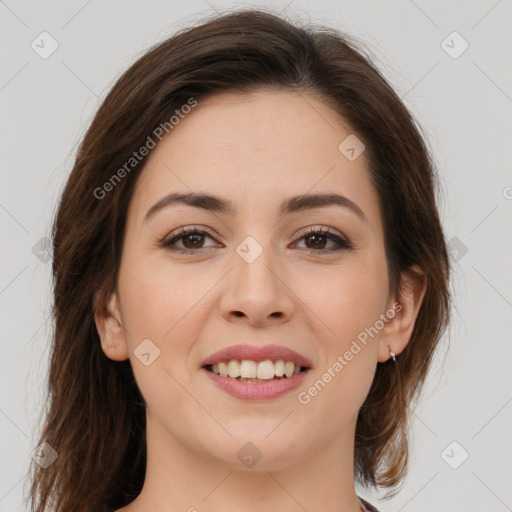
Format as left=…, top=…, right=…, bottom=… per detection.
left=208, top=359, right=304, bottom=380
left=218, top=362, right=228, bottom=377
left=284, top=361, right=295, bottom=378
left=240, top=360, right=257, bottom=378
left=274, top=359, right=285, bottom=377
left=256, top=360, right=275, bottom=380
left=227, top=360, right=241, bottom=378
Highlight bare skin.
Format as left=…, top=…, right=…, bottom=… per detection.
left=95, top=90, right=426, bottom=512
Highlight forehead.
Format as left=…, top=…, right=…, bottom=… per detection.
left=130, top=90, right=382, bottom=232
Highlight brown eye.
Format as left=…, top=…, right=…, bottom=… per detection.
left=181, top=233, right=206, bottom=249
left=295, top=227, right=352, bottom=252
left=162, top=227, right=219, bottom=253
left=303, top=233, right=329, bottom=250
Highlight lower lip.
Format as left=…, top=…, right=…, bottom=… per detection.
left=201, top=367, right=310, bottom=400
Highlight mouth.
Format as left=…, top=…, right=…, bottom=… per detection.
left=203, top=360, right=310, bottom=383
left=200, top=344, right=313, bottom=383
left=200, top=360, right=311, bottom=401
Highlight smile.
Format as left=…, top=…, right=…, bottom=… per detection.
left=201, top=363, right=311, bottom=400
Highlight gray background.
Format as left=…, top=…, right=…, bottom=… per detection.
left=1, top=1, right=511, bottom=511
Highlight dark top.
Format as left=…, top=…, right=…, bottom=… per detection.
left=359, top=496, right=381, bottom=512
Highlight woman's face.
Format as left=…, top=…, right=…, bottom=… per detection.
left=98, top=90, right=409, bottom=471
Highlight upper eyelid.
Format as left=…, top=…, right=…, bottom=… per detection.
left=296, top=225, right=344, bottom=237
left=165, top=225, right=346, bottom=241
left=162, top=225, right=351, bottom=249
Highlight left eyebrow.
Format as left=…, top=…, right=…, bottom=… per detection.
left=281, top=193, right=367, bottom=224
left=144, top=192, right=368, bottom=224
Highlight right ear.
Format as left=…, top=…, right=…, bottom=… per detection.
left=93, top=289, right=129, bottom=361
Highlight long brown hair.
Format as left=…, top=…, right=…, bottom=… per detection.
left=27, top=7, right=452, bottom=511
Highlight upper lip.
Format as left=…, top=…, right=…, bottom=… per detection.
left=201, top=344, right=313, bottom=368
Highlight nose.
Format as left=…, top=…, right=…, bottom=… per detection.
left=219, top=241, right=294, bottom=327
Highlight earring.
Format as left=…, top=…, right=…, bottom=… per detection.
left=388, top=344, right=396, bottom=363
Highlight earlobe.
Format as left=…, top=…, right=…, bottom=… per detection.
left=378, top=265, right=427, bottom=363
left=93, top=290, right=130, bottom=361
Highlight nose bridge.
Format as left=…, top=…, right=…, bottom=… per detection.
left=234, top=233, right=281, bottom=297
left=221, top=232, right=293, bottom=323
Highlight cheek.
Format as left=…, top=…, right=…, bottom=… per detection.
left=119, top=253, right=211, bottom=339
left=298, top=261, right=387, bottom=350
left=297, top=269, right=385, bottom=424
left=117, top=257, right=210, bottom=402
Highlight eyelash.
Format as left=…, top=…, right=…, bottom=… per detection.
left=160, top=225, right=353, bottom=255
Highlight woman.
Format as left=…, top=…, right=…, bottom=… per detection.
left=27, top=8, right=451, bottom=512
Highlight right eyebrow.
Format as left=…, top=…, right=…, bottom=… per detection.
left=144, top=192, right=234, bottom=222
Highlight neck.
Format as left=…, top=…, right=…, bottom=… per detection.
left=119, top=410, right=364, bottom=512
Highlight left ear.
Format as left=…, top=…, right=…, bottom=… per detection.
left=377, top=265, right=427, bottom=362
